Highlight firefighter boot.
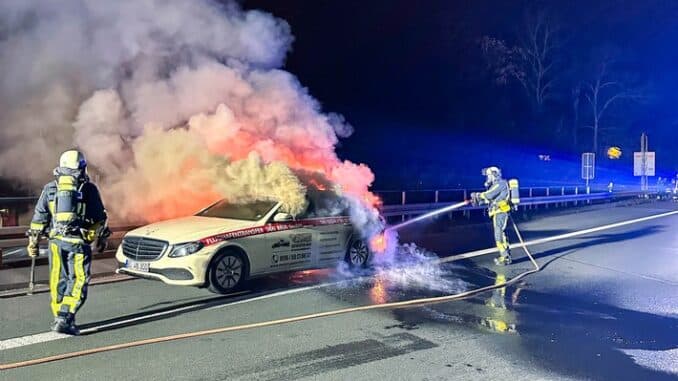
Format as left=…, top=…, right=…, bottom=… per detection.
left=494, top=249, right=512, bottom=266
left=52, top=313, right=80, bottom=335
left=494, top=255, right=512, bottom=266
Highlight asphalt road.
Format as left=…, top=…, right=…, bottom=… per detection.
left=1, top=201, right=677, bottom=380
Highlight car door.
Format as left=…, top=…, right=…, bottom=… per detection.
left=314, top=216, right=351, bottom=268
left=263, top=206, right=317, bottom=273
left=306, top=194, right=352, bottom=268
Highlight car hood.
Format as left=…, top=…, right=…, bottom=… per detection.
left=125, top=216, right=258, bottom=244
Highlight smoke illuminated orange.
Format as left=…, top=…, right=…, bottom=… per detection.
left=308, top=179, right=327, bottom=191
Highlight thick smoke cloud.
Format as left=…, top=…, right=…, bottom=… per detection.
left=0, top=0, right=464, bottom=296
left=0, top=0, right=377, bottom=227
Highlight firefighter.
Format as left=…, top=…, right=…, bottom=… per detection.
left=26, top=150, right=109, bottom=335
left=470, top=166, right=513, bottom=265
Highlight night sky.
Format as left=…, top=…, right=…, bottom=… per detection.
left=242, top=0, right=678, bottom=188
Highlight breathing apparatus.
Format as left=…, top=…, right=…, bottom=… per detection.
left=482, top=166, right=502, bottom=188
left=52, top=150, right=89, bottom=237
left=481, top=166, right=521, bottom=210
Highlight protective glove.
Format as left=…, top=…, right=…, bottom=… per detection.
left=95, top=227, right=111, bottom=254
left=26, top=231, right=40, bottom=258
left=470, top=192, right=481, bottom=206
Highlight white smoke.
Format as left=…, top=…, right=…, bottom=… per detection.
left=0, top=0, right=379, bottom=229
left=0, top=1, right=290, bottom=183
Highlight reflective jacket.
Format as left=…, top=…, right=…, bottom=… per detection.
left=30, top=176, right=107, bottom=244
left=478, top=179, right=511, bottom=217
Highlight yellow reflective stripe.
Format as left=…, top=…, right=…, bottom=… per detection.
left=30, top=222, right=45, bottom=230
left=53, top=235, right=84, bottom=244
left=49, top=243, right=61, bottom=317
left=483, top=184, right=499, bottom=198
left=48, top=201, right=55, bottom=214
left=62, top=253, right=86, bottom=313
left=55, top=212, right=76, bottom=222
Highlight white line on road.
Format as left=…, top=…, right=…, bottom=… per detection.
left=1, top=209, right=677, bottom=352
left=438, top=209, right=678, bottom=264
left=205, top=283, right=332, bottom=311
left=0, top=332, right=70, bottom=351
left=80, top=292, right=246, bottom=334
left=2, top=248, right=22, bottom=257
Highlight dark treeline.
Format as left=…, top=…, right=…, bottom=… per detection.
left=244, top=0, right=678, bottom=189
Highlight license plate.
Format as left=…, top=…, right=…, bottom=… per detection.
left=126, top=260, right=150, bottom=272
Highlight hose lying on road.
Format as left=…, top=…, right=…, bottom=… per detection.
left=0, top=217, right=539, bottom=371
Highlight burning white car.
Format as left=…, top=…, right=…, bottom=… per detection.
left=115, top=196, right=370, bottom=293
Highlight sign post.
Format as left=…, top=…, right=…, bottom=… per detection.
left=581, top=152, right=595, bottom=194
left=634, top=133, right=655, bottom=192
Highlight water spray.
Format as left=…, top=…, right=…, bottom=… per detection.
left=369, top=200, right=470, bottom=255
left=386, top=200, right=470, bottom=232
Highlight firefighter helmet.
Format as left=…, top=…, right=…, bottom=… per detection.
left=59, top=150, right=87, bottom=170
left=482, top=166, right=502, bottom=187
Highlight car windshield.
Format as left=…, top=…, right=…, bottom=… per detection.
left=196, top=200, right=277, bottom=221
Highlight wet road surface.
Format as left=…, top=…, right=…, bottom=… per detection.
left=1, top=201, right=677, bottom=380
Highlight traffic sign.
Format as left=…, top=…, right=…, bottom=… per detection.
left=581, top=153, right=595, bottom=180
left=634, top=152, right=655, bottom=176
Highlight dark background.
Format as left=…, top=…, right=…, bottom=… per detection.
left=242, top=0, right=678, bottom=189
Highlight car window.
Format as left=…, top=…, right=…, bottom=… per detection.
left=196, top=200, right=277, bottom=221
left=293, top=198, right=313, bottom=219
left=301, top=191, right=349, bottom=218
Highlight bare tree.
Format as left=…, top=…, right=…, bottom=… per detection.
left=481, top=11, right=560, bottom=112
left=583, top=60, right=644, bottom=153
left=571, top=83, right=582, bottom=149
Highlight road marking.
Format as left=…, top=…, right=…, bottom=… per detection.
left=438, top=210, right=678, bottom=264
left=0, top=332, right=70, bottom=351
left=206, top=284, right=332, bottom=311
left=80, top=291, right=248, bottom=334
left=2, top=248, right=22, bottom=257
left=1, top=209, right=677, bottom=355
left=0, top=285, right=329, bottom=352
left=557, top=256, right=677, bottom=286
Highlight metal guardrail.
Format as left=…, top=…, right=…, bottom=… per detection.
left=380, top=191, right=645, bottom=217
left=374, top=185, right=646, bottom=206
left=0, top=190, right=655, bottom=269
left=0, top=190, right=646, bottom=241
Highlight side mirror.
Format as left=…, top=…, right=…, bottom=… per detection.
left=273, top=212, right=293, bottom=222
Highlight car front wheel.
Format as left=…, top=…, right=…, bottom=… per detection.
left=207, top=250, right=248, bottom=294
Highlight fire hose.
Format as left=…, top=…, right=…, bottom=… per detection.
left=0, top=201, right=539, bottom=371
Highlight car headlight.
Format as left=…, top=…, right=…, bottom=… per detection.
left=168, top=242, right=204, bottom=258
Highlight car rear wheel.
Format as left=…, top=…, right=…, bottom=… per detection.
left=207, top=250, right=248, bottom=294
left=346, top=238, right=370, bottom=268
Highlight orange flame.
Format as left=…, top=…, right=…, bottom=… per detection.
left=364, top=193, right=382, bottom=208
left=370, top=233, right=388, bottom=254
left=308, top=178, right=327, bottom=191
